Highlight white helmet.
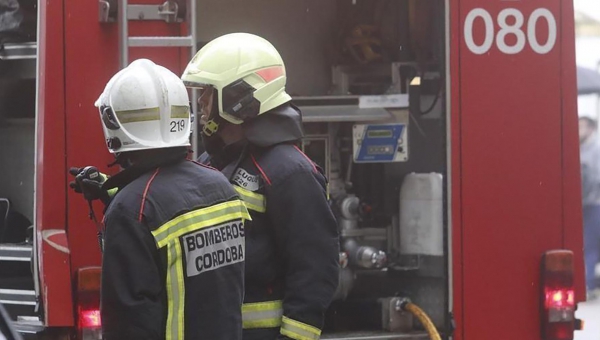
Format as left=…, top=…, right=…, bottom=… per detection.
left=181, top=33, right=291, bottom=129
left=94, top=59, right=191, bottom=154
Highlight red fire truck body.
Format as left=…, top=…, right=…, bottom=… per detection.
left=0, top=0, right=585, bottom=339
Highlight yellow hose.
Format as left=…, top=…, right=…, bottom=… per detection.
left=404, top=302, right=442, bottom=340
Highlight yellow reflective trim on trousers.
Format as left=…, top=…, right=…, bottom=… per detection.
left=165, top=240, right=184, bottom=340
left=242, top=300, right=282, bottom=329
left=234, top=186, right=266, bottom=213
left=151, top=200, right=251, bottom=248
left=116, top=107, right=160, bottom=123
left=280, top=316, right=321, bottom=340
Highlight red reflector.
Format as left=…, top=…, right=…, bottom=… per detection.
left=255, top=66, right=285, bottom=83
left=545, top=289, right=575, bottom=309
left=547, top=322, right=575, bottom=340
left=80, top=309, right=101, bottom=328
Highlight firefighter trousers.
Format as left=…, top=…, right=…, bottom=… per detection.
left=243, top=328, right=280, bottom=340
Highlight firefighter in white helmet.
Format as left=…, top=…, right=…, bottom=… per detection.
left=69, top=59, right=249, bottom=339
left=182, top=33, right=340, bottom=340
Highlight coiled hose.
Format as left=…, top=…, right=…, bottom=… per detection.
left=399, top=298, right=442, bottom=340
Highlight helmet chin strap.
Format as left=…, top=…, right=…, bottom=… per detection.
left=202, top=119, right=220, bottom=136
left=201, top=93, right=222, bottom=136
left=107, top=152, right=134, bottom=169
left=201, top=127, right=227, bottom=157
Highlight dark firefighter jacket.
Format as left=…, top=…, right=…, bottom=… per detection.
left=199, top=103, right=340, bottom=340
left=100, top=151, right=249, bottom=340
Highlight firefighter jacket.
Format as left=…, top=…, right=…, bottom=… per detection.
left=199, top=104, right=340, bottom=340
left=100, top=150, right=250, bottom=340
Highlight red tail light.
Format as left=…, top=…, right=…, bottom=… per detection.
left=545, top=289, right=575, bottom=310
left=541, top=250, right=581, bottom=340
left=79, top=309, right=101, bottom=328
left=76, top=267, right=102, bottom=340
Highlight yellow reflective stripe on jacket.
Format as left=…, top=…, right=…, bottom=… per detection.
left=152, top=200, right=250, bottom=339
left=234, top=186, right=266, bottom=213
left=98, top=173, right=118, bottom=197
left=242, top=300, right=283, bottom=329
left=165, top=239, right=184, bottom=340
left=280, top=316, right=321, bottom=340
left=152, top=200, right=251, bottom=248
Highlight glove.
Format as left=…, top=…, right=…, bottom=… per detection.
left=68, top=166, right=111, bottom=204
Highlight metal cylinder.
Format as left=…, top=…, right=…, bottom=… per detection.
left=333, top=267, right=355, bottom=300
left=356, top=246, right=387, bottom=269
left=339, top=218, right=358, bottom=232
left=343, top=239, right=387, bottom=269
left=189, top=0, right=199, bottom=160
left=118, top=0, right=129, bottom=68
left=340, top=195, right=360, bottom=220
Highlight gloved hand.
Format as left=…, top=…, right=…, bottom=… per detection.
left=68, top=166, right=111, bottom=205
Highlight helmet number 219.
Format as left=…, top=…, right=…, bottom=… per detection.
left=170, top=120, right=186, bottom=132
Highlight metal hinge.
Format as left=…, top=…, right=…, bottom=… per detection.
left=99, top=0, right=186, bottom=23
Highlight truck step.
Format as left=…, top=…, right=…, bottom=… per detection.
left=13, top=316, right=44, bottom=334
left=0, top=244, right=32, bottom=262
left=0, top=42, right=37, bottom=60
left=0, top=289, right=36, bottom=306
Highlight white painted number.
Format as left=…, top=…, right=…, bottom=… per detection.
left=527, top=8, right=557, bottom=54
left=464, top=8, right=494, bottom=55
left=464, top=8, right=557, bottom=55
left=496, top=8, right=526, bottom=54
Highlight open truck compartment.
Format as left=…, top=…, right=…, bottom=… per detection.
left=196, top=0, right=450, bottom=338
left=0, top=79, right=37, bottom=321
left=0, top=0, right=39, bottom=328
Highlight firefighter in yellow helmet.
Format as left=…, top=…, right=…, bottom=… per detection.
left=182, top=33, right=340, bottom=340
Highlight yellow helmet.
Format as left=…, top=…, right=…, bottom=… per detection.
left=182, top=33, right=291, bottom=126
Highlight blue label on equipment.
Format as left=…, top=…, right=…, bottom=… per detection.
left=356, top=124, right=404, bottom=162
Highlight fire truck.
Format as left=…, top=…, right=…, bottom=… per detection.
left=0, top=0, right=586, bottom=339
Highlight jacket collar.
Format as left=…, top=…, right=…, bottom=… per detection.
left=102, top=148, right=188, bottom=191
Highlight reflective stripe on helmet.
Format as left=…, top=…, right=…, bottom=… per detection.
left=115, top=107, right=160, bottom=123
left=170, top=105, right=190, bottom=119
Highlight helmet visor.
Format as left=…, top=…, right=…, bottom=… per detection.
left=197, top=86, right=217, bottom=125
